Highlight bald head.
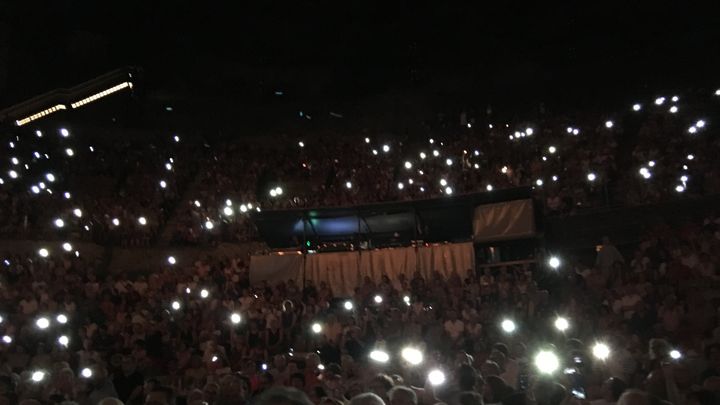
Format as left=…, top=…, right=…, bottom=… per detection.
left=617, top=390, right=650, bottom=405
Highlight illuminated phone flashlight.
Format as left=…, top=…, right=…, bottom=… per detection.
left=62, top=242, right=72, bottom=252
left=230, top=313, right=242, bottom=324
left=587, top=172, right=597, bottom=182
left=200, top=289, right=210, bottom=299
left=400, top=347, right=424, bottom=366
left=369, top=350, right=390, bottom=363
left=344, top=300, right=354, bottom=311
left=2, top=335, right=12, bottom=344
left=632, top=103, right=642, bottom=111
left=36, top=317, right=50, bottom=330
left=81, top=367, right=93, bottom=378
left=138, top=217, right=147, bottom=226
left=171, top=300, right=181, bottom=311
left=318, top=364, right=325, bottom=370
left=212, top=356, right=218, bottom=362
left=501, top=319, right=516, bottom=334
left=534, top=350, right=560, bottom=374
left=311, top=323, right=323, bottom=334
left=548, top=256, right=561, bottom=269
left=261, top=363, right=268, bottom=371
left=403, top=295, right=411, bottom=305
left=56, top=314, right=68, bottom=324
left=592, top=342, right=611, bottom=361
left=31, top=370, right=45, bottom=382
left=185, top=287, right=191, bottom=294
left=605, top=120, right=614, bottom=129
left=669, top=349, right=682, bottom=360
left=427, top=369, right=446, bottom=386
left=554, top=317, right=570, bottom=332
left=374, top=295, right=383, bottom=304
left=57, top=335, right=69, bottom=347
left=73, top=208, right=82, bottom=218
left=167, top=256, right=176, bottom=265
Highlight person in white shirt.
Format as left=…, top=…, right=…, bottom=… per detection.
left=443, top=311, right=465, bottom=341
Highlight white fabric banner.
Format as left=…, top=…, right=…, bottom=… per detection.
left=473, top=199, right=535, bottom=242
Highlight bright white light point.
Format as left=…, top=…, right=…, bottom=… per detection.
left=554, top=317, right=569, bottom=332
left=2, top=336, right=11, bottom=344
left=223, top=206, right=233, bottom=216
left=535, top=350, right=560, bottom=374
left=587, top=173, right=597, bottom=182
left=64, top=192, right=71, bottom=199
left=247, top=203, right=253, bottom=209
left=54, top=218, right=65, bottom=228
left=501, top=319, right=516, bottom=333
left=382, top=144, right=390, bottom=153
left=205, top=220, right=214, bottom=230
left=536, top=179, right=544, bottom=186
left=73, top=208, right=82, bottom=218
left=173, top=135, right=180, bottom=142
left=552, top=175, right=558, bottom=181
left=408, top=179, right=414, bottom=184
left=548, top=146, right=556, bottom=154
left=11, top=157, right=19, bottom=165
left=56, top=314, right=68, bottom=324
left=548, top=256, right=561, bottom=269
left=501, top=166, right=508, bottom=174
left=230, top=313, right=242, bottom=324
left=445, top=186, right=453, bottom=195
left=655, top=97, right=665, bottom=105
left=298, top=141, right=305, bottom=148
left=403, top=295, right=411, bottom=304
left=647, top=160, right=656, bottom=168
left=401, top=347, right=424, bottom=365
left=428, top=370, right=446, bottom=386
left=433, top=150, right=440, bottom=157
left=81, top=368, right=93, bottom=378
left=486, top=184, right=493, bottom=191
left=60, top=128, right=69, bottom=137
left=312, top=323, right=322, bottom=334
left=31, top=185, right=40, bottom=194
left=670, top=350, right=681, bottom=360
left=344, top=301, right=354, bottom=310
left=36, top=317, right=50, bottom=329
left=671, top=96, right=679, bottom=102
left=639, top=167, right=649, bottom=176
left=688, top=126, right=697, bottom=134
left=212, top=356, right=218, bottom=362
left=419, top=152, right=427, bottom=159
left=715, top=89, right=720, bottom=96
left=112, top=218, right=120, bottom=226
left=200, top=289, right=209, bottom=298
left=165, top=163, right=173, bottom=170
left=687, top=154, right=694, bottom=160
left=680, top=175, right=688, bottom=182
left=404, top=161, right=412, bottom=169
left=397, top=182, right=404, bottom=190
left=696, top=120, right=705, bottom=128
left=58, top=335, right=69, bottom=346
left=138, top=217, right=147, bottom=226
left=167, top=256, right=176, bottom=265
left=467, top=123, right=472, bottom=128
left=46, top=173, right=55, bottom=182
left=9, top=170, right=18, bottom=179
left=605, top=120, right=614, bottom=129
left=526, top=128, right=534, bottom=136
left=36, top=130, right=42, bottom=137
left=365, top=137, right=370, bottom=143
left=62, top=243, right=72, bottom=252
left=185, top=287, right=191, bottom=294
left=240, top=204, right=248, bottom=212
left=159, top=180, right=167, bottom=189
left=440, top=179, right=447, bottom=186
left=420, top=187, right=425, bottom=192
left=566, top=127, right=573, bottom=133
left=675, top=185, right=685, bottom=193
left=542, top=156, right=547, bottom=161
left=345, top=181, right=352, bottom=189
left=369, top=350, right=390, bottom=363
left=669, top=106, right=678, bottom=113
left=445, top=158, right=453, bottom=166
left=275, top=187, right=283, bottom=195
left=65, top=148, right=74, bottom=156
left=632, top=104, right=642, bottom=111
left=194, top=200, right=201, bottom=207
left=593, top=343, right=610, bottom=360
left=32, top=371, right=45, bottom=382
left=372, top=149, right=378, bottom=155
left=573, top=128, right=579, bottom=135
left=429, top=138, right=434, bottom=144
left=374, top=295, right=383, bottom=304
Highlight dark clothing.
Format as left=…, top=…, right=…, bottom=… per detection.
left=114, top=371, right=144, bottom=402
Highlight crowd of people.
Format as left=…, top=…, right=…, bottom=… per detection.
left=1, top=209, right=720, bottom=404
left=1, top=89, right=719, bottom=246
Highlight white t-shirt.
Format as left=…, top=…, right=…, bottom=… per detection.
left=443, top=319, right=465, bottom=339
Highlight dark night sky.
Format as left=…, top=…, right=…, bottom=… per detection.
left=1, top=1, right=719, bottom=126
